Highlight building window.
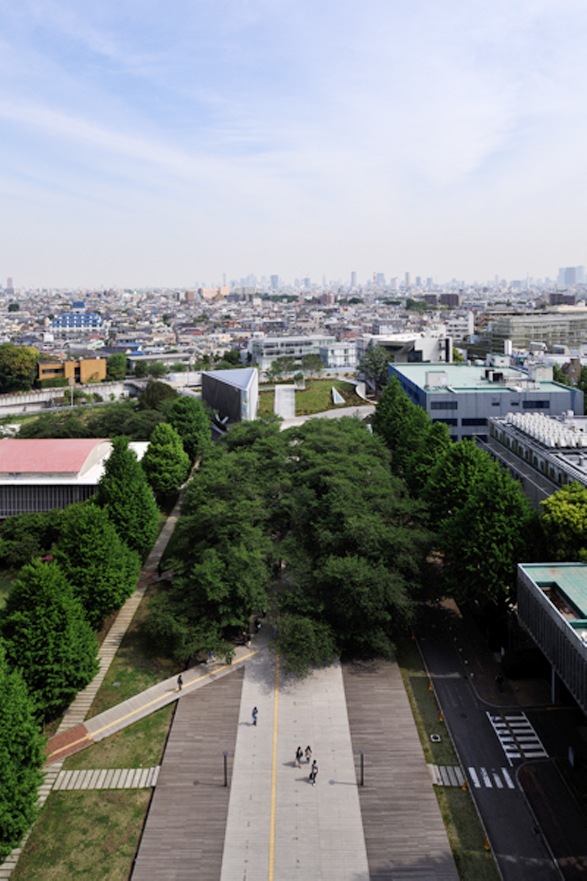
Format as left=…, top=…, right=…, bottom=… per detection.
left=430, top=401, right=458, bottom=410
left=432, top=418, right=458, bottom=426
left=523, top=400, right=550, bottom=410
left=461, top=418, right=487, bottom=426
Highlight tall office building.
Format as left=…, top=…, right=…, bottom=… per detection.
left=6, top=277, right=14, bottom=295
left=270, top=275, right=279, bottom=291
left=405, top=272, right=411, bottom=289
left=351, top=271, right=357, bottom=288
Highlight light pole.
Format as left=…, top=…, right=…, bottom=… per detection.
left=223, top=751, right=228, bottom=787
left=359, top=750, right=364, bottom=786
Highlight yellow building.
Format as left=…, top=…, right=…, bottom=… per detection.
left=38, top=357, right=107, bottom=385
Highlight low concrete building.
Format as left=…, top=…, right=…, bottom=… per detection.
left=248, top=335, right=336, bottom=371
left=390, top=360, right=583, bottom=443
left=517, top=563, right=587, bottom=713
left=201, top=367, right=258, bottom=423
left=0, top=438, right=148, bottom=517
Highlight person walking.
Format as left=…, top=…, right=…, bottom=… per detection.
left=296, top=746, right=303, bottom=768
left=305, top=745, right=312, bottom=764
left=310, top=759, right=318, bottom=786
left=177, top=674, right=183, bottom=691
left=252, top=706, right=258, bottom=726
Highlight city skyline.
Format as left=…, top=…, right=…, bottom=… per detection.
left=2, top=2, right=587, bottom=287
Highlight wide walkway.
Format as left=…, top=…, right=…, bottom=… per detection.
left=133, top=633, right=458, bottom=880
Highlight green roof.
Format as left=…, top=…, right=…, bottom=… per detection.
left=520, top=563, right=587, bottom=618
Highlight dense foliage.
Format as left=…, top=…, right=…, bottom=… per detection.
left=540, top=482, right=587, bottom=562
left=0, top=560, right=99, bottom=720
left=95, top=436, right=159, bottom=560
left=167, top=396, right=211, bottom=462
left=142, top=423, right=191, bottom=495
left=137, top=379, right=178, bottom=411
left=106, top=353, right=128, bottom=380
left=53, top=503, right=141, bottom=628
left=0, top=344, right=39, bottom=393
left=18, top=401, right=165, bottom=441
left=373, top=376, right=538, bottom=606
left=150, top=415, right=430, bottom=672
left=0, top=643, right=46, bottom=859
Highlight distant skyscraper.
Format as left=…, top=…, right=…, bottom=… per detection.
left=405, top=272, right=411, bottom=289
left=270, top=275, right=279, bottom=290
left=304, top=277, right=311, bottom=290
left=351, top=271, right=357, bottom=288
left=426, top=277, right=433, bottom=289
left=6, top=277, right=14, bottom=295
left=376, top=273, right=385, bottom=286
left=415, top=276, right=422, bottom=287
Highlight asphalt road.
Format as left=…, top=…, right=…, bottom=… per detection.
left=417, top=606, right=561, bottom=881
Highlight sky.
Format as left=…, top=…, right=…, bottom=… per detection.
left=2, top=0, right=587, bottom=288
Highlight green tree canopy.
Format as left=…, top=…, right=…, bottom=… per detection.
left=358, top=345, right=389, bottom=393
left=142, top=422, right=191, bottom=495
left=137, top=379, right=178, bottom=411
left=0, top=344, right=39, bottom=393
left=438, top=467, right=536, bottom=606
left=168, top=395, right=211, bottom=462
left=0, top=642, right=46, bottom=859
left=421, top=439, right=496, bottom=530
left=0, top=560, right=99, bottom=720
left=53, top=503, right=140, bottom=629
left=540, top=482, right=587, bottom=562
left=0, top=510, right=63, bottom=569
left=95, top=436, right=159, bottom=560
left=301, top=353, right=324, bottom=376
left=106, top=353, right=128, bottom=380
left=147, top=361, right=167, bottom=378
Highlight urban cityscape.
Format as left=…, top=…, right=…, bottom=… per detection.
left=2, top=1, right=587, bottom=880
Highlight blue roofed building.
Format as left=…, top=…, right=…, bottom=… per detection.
left=201, top=367, right=259, bottom=423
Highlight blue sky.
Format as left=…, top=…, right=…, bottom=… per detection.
left=2, top=1, right=587, bottom=287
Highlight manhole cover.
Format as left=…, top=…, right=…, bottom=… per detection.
left=430, top=734, right=441, bottom=743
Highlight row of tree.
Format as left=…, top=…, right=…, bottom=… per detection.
left=372, top=376, right=587, bottom=607
left=149, top=415, right=431, bottom=674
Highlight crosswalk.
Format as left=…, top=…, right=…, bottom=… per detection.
left=52, top=766, right=160, bottom=792
left=486, top=711, right=548, bottom=764
left=428, top=764, right=516, bottom=791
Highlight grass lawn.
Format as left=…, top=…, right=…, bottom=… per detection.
left=396, top=635, right=500, bottom=881
left=87, top=584, right=180, bottom=718
left=258, top=378, right=364, bottom=417
left=63, top=703, right=175, bottom=771
left=12, top=790, right=151, bottom=881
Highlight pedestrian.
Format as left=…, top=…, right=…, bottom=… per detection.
left=252, top=706, right=258, bottom=726
left=305, top=745, right=312, bottom=764
left=177, top=674, right=183, bottom=691
left=310, top=759, right=318, bottom=786
left=296, top=746, right=303, bottom=768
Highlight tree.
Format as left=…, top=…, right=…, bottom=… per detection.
left=142, top=423, right=191, bottom=495
left=421, top=439, right=496, bottom=530
left=265, top=360, right=284, bottom=383
left=95, top=436, right=159, bottom=559
left=134, top=361, right=148, bottom=378
left=0, top=560, right=99, bottom=720
left=0, top=344, right=39, bottom=393
left=168, top=395, right=211, bottom=462
left=552, top=363, right=571, bottom=386
left=147, top=361, right=167, bottom=378
left=7, top=303, right=19, bottom=312
left=358, top=345, right=389, bottom=393
left=137, top=379, right=178, bottom=411
left=270, top=614, right=337, bottom=676
left=540, top=482, right=587, bottom=562
left=0, top=642, right=46, bottom=859
left=438, top=467, right=536, bottom=606
left=53, top=503, right=140, bottom=629
left=106, top=353, right=128, bottom=381
left=0, top=510, right=63, bottom=569
left=301, top=353, right=324, bottom=376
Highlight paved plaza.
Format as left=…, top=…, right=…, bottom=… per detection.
left=133, top=634, right=458, bottom=881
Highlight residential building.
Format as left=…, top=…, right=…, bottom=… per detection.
left=248, top=334, right=336, bottom=370
left=50, top=312, right=103, bottom=332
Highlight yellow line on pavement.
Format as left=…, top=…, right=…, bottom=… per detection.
left=46, top=650, right=258, bottom=761
left=269, top=654, right=279, bottom=881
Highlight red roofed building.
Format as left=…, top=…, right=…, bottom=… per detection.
left=0, top=438, right=148, bottom=517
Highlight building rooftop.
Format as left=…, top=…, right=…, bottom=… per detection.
left=202, top=367, right=257, bottom=390
left=392, top=362, right=565, bottom=394
left=0, top=439, right=107, bottom=475
left=519, top=563, right=587, bottom=621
